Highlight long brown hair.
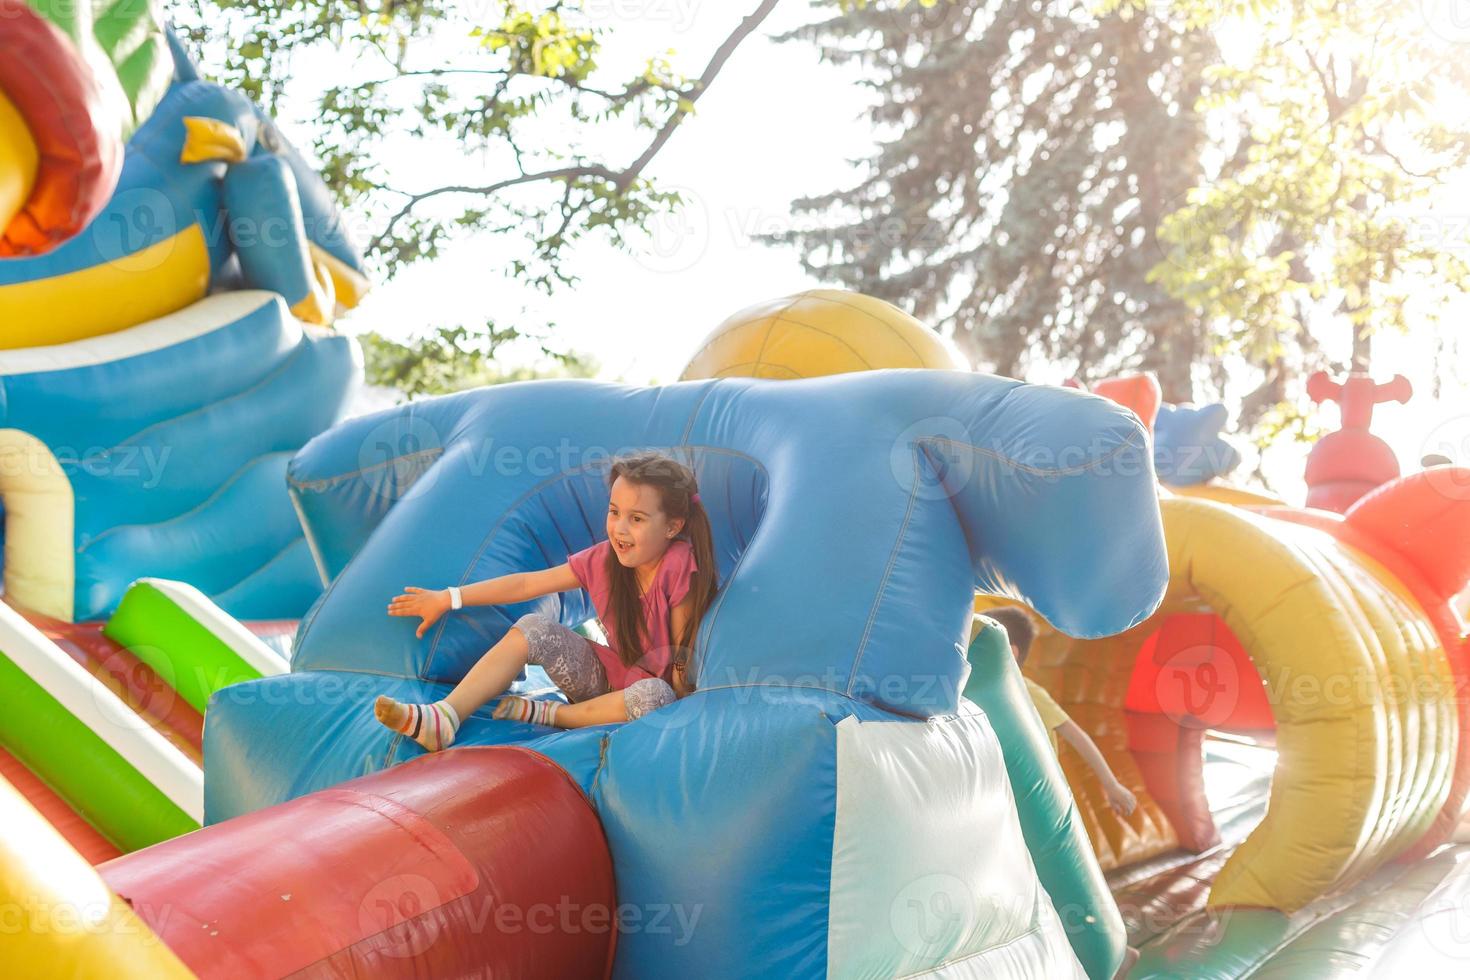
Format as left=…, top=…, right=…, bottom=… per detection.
left=602, top=451, right=718, bottom=675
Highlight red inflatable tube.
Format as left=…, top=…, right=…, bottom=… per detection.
left=99, top=747, right=618, bottom=979
left=1123, top=613, right=1274, bottom=852
left=0, top=0, right=124, bottom=255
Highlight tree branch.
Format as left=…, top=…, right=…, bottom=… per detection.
left=615, top=0, right=782, bottom=191
left=366, top=0, right=782, bottom=254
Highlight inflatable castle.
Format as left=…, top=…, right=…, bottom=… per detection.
left=4, top=13, right=1470, bottom=980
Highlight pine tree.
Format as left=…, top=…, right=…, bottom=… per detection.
left=770, top=0, right=1219, bottom=401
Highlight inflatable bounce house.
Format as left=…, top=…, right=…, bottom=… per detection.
left=0, top=18, right=362, bottom=875
left=6, top=15, right=1470, bottom=980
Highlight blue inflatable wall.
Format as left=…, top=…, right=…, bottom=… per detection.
left=203, top=369, right=1169, bottom=976
left=0, top=292, right=359, bottom=620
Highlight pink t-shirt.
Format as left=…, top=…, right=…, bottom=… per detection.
left=566, top=537, right=699, bottom=690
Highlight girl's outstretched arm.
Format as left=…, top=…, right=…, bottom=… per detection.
left=388, top=564, right=581, bottom=636
left=461, top=563, right=581, bottom=606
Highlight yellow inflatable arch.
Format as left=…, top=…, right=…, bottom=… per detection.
left=986, top=496, right=1457, bottom=912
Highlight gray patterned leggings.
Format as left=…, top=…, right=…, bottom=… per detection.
left=512, top=613, right=676, bottom=720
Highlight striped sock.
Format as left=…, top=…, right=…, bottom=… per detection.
left=374, top=695, right=460, bottom=752
left=492, top=695, right=560, bottom=727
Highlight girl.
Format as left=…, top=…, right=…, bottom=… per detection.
left=373, top=451, right=719, bottom=752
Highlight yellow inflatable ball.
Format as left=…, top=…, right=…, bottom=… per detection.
left=680, top=289, right=968, bottom=380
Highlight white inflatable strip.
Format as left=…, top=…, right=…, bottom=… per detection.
left=0, top=291, right=291, bottom=375
left=136, top=578, right=290, bottom=677
left=0, top=602, right=203, bottom=821
left=825, top=713, right=1086, bottom=979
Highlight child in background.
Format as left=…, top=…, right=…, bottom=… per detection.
left=976, top=606, right=1138, bottom=817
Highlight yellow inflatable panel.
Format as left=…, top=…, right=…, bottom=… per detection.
left=309, top=242, right=371, bottom=312
left=0, top=774, right=194, bottom=978
left=0, top=90, right=38, bottom=237
left=1167, top=481, right=1285, bottom=508
left=0, top=226, right=210, bottom=350
left=0, top=431, right=74, bottom=621
left=680, top=289, right=969, bottom=380
left=979, top=496, right=1457, bottom=912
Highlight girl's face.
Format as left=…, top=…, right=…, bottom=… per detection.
left=607, top=477, right=684, bottom=568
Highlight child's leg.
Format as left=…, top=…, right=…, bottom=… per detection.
left=374, top=615, right=538, bottom=751
left=543, top=688, right=630, bottom=728
left=441, top=618, right=534, bottom=721
left=508, top=678, right=677, bottom=730
left=493, top=619, right=619, bottom=727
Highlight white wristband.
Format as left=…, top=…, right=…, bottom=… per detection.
left=448, top=586, right=463, bottom=610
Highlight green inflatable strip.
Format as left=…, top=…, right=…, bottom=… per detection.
left=963, top=620, right=1125, bottom=980
left=0, top=650, right=198, bottom=852
left=27, top=0, right=171, bottom=133
left=104, top=580, right=279, bottom=715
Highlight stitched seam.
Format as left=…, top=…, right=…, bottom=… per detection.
left=708, top=363, right=801, bottom=379
left=677, top=382, right=720, bottom=445
left=691, top=682, right=884, bottom=711
left=772, top=314, right=875, bottom=370
left=922, top=426, right=1147, bottom=478
left=288, top=446, right=444, bottom=492
left=847, top=446, right=923, bottom=695
left=752, top=295, right=803, bottom=372
left=288, top=486, right=331, bottom=588
left=589, top=732, right=611, bottom=800
left=810, top=289, right=927, bottom=365
left=289, top=444, right=450, bottom=644
left=893, top=923, right=1046, bottom=980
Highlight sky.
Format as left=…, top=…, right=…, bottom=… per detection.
left=332, top=1, right=874, bottom=385
left=278, top=1, right=1470, bottom=504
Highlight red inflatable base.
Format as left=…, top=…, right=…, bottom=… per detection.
left=100, top=746, right=618, bottom=978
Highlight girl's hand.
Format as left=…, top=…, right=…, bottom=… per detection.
left=387, top=586, right=451, bottom=638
